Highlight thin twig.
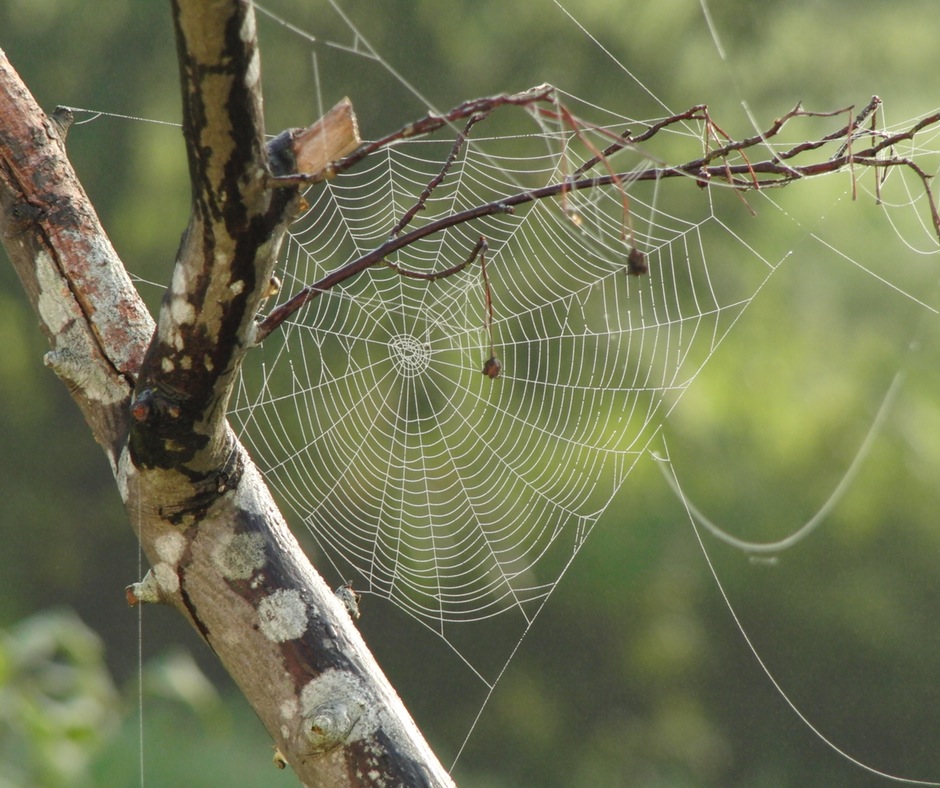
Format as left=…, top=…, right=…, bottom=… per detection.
left=538, top=100, right=634, bottom=241
left=390, top=113, right=486, bottom=237
left=380, top=236, right=488, bottom=281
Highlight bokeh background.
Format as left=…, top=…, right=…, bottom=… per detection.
left=2, top=1, right=940, bottom=785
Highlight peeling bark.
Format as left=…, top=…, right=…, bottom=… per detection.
left=0, top=1, right=454, bottom=785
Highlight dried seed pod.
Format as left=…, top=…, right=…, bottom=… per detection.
left=482, top=355, right=502, bottom=379
left=627, top=247, right=648, bottom=276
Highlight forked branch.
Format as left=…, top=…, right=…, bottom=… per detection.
left=1, top=2, right=452, bottom=785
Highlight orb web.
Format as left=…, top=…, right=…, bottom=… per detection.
left=230, top=99, right=767, bottom=631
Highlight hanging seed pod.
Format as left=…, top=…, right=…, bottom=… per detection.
left=482, top=355, right=502, bottom=379
left=626, top=246, right=648, bottom=276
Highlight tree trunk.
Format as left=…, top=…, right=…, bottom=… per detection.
left=0, top=2, right=453, bottom=786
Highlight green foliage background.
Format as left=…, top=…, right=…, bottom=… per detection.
left=2, top=1, right=940, bottom=786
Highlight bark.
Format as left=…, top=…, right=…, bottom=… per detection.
left=0, top=1, right=453, bottom=785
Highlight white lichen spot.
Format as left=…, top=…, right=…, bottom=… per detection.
left=161, top=357, right=175, bottom=373
left=213, top=532, right=267, bottom=580
left=171, top=263, right=188, bottom=296
left=157, top=309, right=172, bottom=345
left=245, top=49, right=260, bottom=89
left=44, top=348, right=125, bottom=406
left=240, top=9, right=256, bottom=42
left=153, top=562, right=180, bottom=595
left=245, top=321, right=259, bottom=347
left=34, top=250, right=134, bottom=407
left=229, top=279, right=245, bottom=296
left=155, top=531, right=186, bottom=565
left=116, top=446, right=134, bottom=502
left=170, top=296, right=195, bottom=326
left=34, top=250, right=71, bottom=333
left=233, top=462, right=269, bottom=517
left=250, top=574, right=265, bottom=589
left=257, top=589, right=307, bottom=642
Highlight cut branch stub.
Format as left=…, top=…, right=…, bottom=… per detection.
left=291, top=98, right=361, bottom=177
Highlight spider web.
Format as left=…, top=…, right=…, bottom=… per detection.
left=231, top=89, right=771, bottom=648
left=242, top=150, right=723, bottom=605
left=226, top=4, right=940, bottom=694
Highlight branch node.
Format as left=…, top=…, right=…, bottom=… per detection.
left=129, top=390, right=151, bottom=422
left=125, top=569, right=166, bottom=606
left=334, top=581, right=362, bottom=621
left=130, top=387, right=182, bottom=423
left=303, top=698, right=363, bottom=754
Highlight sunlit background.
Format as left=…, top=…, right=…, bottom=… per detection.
left=2, top=1, right=940, bottom=785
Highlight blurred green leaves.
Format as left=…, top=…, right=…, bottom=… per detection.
left=0, top=609, right=120, bottom=787
left=0, top=610, right=282, bottom=788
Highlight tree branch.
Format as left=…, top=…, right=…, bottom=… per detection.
left=0, top=50, right=153, bottom=463
left=256, top=90, right=940, bottom=342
